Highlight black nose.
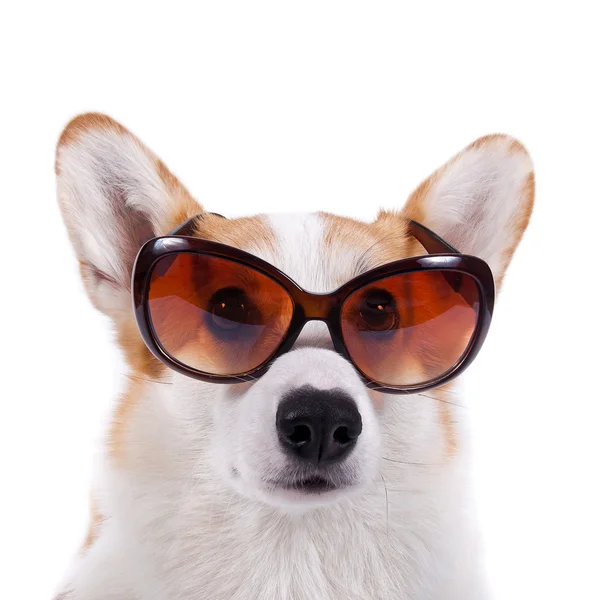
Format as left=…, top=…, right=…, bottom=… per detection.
left=276, top=386, right=362, bottom=465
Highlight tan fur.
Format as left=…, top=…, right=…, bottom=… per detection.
left=433, top=383, right=458, bottom=457
left=321, top=212, right=415, bottom=269
left=108, top=377, right=146, bottom=467
left=81, top=497, right=104, bottom=553
left=115, top=317, right=166, bottom=380
left=155, top=156, right=204, bottom=232
left=497, top=170, right=535, bottom=289
left=193, top=212, right=277, bottom=256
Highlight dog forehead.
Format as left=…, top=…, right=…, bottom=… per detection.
left=265, top=212, right=371, bottom=292
left=193, top=211, right=413, bottom=292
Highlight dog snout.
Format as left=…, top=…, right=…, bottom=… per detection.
left=276, top=386, right=362, bottom=465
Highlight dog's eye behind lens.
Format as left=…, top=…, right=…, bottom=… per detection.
left=209, top=287, right=252, bottom=333
left=358, top=289, right=399, bottom=332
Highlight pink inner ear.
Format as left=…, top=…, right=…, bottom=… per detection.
left=97, top=182, right=156, bottom=288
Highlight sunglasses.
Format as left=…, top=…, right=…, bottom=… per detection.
left=132, top=214, right=495, bottom=394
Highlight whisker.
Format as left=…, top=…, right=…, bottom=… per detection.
left=380, top=473, right=390, bottom=538
left=380, top=488, right=431, bottom=495
left=370, top=386, right=466, bottom=410
left=368, top=386, right=392, bottom=393
left=215, top=490, right=237, bottom=538
left=364, top=448, right=441, bottom=467
left=127, top=374, right=172, bottom=385
left=229, top=373, right=261, bottom=383
left=381, top=455, right=440, bottom=467
left=417, top=392, right=465, bottom=409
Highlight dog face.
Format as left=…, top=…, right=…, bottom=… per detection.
left=56, top=114, right=533, bottom=511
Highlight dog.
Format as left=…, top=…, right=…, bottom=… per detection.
left=53, top=113, right=534, bottom=600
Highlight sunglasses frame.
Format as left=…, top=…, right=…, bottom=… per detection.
left=132, top=214, right=495, bottom=394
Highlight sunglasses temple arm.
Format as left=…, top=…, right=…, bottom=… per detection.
left=407, top=220, right=465, bottom=292
left=167, top=213, right=227, bottom=237
left=407, top=220, right=461, bottom=254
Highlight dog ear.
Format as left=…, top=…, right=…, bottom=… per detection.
left=56, top=113, right=202, bottom=316
left=401, top=135, right=534, bottom=288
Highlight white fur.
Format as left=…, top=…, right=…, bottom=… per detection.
left=57, top=215, right=486, bottom=600
left=54, top=120, right=533, bottom=600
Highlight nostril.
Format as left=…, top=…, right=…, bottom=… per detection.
left=333, top=426, right=352, bottom=445
left=288, top=424, right=312, bottom=446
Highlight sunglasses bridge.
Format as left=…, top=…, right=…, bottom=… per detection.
left=294, top=290, right=340, bottom=321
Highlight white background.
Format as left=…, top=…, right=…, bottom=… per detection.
left=1, top=2, right=599, bottom=599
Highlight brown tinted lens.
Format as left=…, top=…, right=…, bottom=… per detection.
left=147, top=253, right=293, bottom=376
left=341, top=270, right=480, bottom=387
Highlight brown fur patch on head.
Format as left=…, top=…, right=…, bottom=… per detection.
left=193, top=212, right=277, bottom=257
left=320, top=212, right=420, bottom=285
left=372, top=210, right=429, bottom=258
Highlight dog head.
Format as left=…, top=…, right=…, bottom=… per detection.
left=56, top=114, right=533, bottom=511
